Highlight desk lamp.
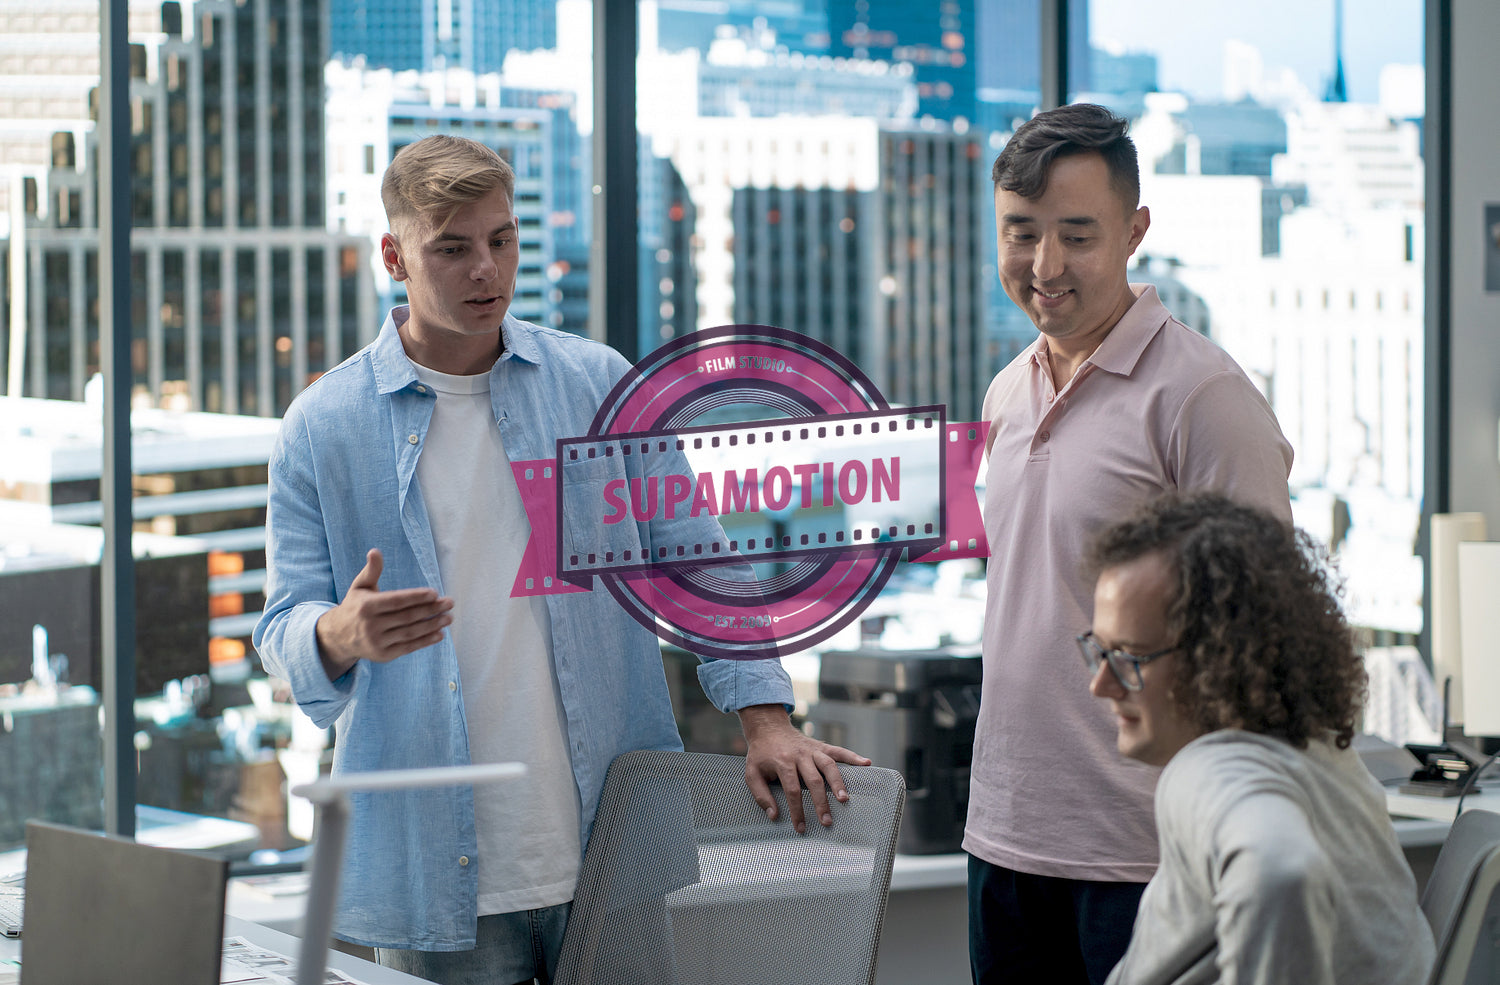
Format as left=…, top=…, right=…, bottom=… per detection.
left=291, top=762, right=526, bottom=985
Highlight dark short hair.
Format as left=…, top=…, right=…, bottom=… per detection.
left=1087, top=493, right=1366, bottom=750
left=992, top=103, right=1140, bottom=211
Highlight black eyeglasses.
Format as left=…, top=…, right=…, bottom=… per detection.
left=1076, top=631, right=1176, bottom=692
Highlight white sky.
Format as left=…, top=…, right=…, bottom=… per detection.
left=1088, top=0, right=1424, bottom=102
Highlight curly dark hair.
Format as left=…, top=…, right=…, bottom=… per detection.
left=991, top=102, right=1140, bottom=210
left=1087, top=493, right=1367, bottom=750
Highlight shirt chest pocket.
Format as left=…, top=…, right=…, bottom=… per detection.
left=558, top=453, right=646, bottom=566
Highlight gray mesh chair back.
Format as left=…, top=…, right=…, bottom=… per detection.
left=1421, top=808, right=1500, bottom=985
left=555, top=749, right=906, bottom=985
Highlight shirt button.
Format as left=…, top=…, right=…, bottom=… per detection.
left=1039, top=431, right=1051, bottom=443
left=408, top=434, right=419, bottom=445
left=416, top=385, right=427, bottom=393
left=459, top=856, right=470, bottom=867
left=449, top=681, right=457, bottom=691
left=1046, top=394, right=1054, bottom=402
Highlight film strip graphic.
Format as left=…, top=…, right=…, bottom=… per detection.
left=558, top=407, right=943, bottom=578
left=510, top=326, right=989, bottom=659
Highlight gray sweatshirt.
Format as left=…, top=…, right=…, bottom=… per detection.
left=1106, top=730, right=1434, bottom=985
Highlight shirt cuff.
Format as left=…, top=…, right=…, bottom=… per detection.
left=271, top=602, right=364, bottom=727
left=695, top=656, right=794, bottom=714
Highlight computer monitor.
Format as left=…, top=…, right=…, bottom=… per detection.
left=20, top=820, right=228, bottom=985
left=1430, top=511, right=1487, bottom=732
left=1457, top=540, right=1500, bottom=738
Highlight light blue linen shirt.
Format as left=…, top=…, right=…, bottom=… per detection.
left=253, top=309, right=793, bottom=950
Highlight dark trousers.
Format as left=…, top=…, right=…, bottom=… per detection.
left=968, top=854, right=1146, bottom=985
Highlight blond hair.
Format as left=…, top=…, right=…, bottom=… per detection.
left=381, top=135, right=515, bottom=238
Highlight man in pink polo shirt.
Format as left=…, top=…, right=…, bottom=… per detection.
left=964, top=103, right=1294, bottom=984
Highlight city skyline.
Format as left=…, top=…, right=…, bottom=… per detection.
left=1089, top=0, right=1423, bottom=103
left=0, top=0, right=1473, bottom=893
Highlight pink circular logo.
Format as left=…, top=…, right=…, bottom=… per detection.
left=510, top=326, right=989, bottom=659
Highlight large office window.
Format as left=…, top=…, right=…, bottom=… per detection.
left=625, top=2, right=1012, bottom=726
left=636, top=0, right=1013, bottom=425
left=622, top=0, right=1430, bottom=727
left=0, top=0, right=593, bottom=859
left=0, top=0, right=1436, bottom=858
left=1081, top=0, right=1427, bottom=639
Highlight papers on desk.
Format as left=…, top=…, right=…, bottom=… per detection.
left=221, top=936, right=373, bottom=985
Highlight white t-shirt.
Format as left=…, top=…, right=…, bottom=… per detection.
left=413, top=362, right=582, bottom=914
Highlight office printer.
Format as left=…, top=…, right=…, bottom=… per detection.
left=807, top=646, right=982, bottom=854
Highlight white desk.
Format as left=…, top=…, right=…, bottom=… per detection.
left=1386, top=784, right=1500, bottom=824
left=889, top=850, right=966, bottom=892
left=0, top=807, right=262, bottom=870
left=876, top=853, right=970, bottom=985
left=1385, top=784, right=1500, bottom=896
left=873, top=803, right=1472, bottom=985
left=18, top=794, right=1460, bottom=985
left=0, top=915, right=423, bottom=984
left=227, top=875, right=310, bottom=936
left=136, top=805, right=263, bottom=858
left=217, top=796, right=1469, bottom=985
left=222, top=915, right=425, bottom=983
left=0, top=806, right=263, bottom=882
left=225, top=850, right=975, bottom=985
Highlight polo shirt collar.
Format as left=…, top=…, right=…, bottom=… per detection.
left=1083, top=284, right=1170, bottom=378
left=1026, top=284, right=1169, bottom=382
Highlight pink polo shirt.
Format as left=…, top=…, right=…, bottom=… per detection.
left=963, top=285, right=1294, bottom=882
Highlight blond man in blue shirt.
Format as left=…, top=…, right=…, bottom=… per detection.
left=255, top=135, right=866, bottom=985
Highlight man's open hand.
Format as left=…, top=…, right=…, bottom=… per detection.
left=739, top=704, right=872, bottom=834
left=314, top=548, right=454, bottom=680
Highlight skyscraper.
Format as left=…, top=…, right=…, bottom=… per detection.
left=975, top=0, right=1091, bottom=96
left=652, top=0, right=832, bottom=55
left=656, top=116, right=993, bottom=421
left=1324, top=0, right=1348, bottom=103
left=329, top=0, right=556, bottom=74
left=0, top=0, right=375, bottom=417
left=826, top=0, right=976, bottom=123
left=324, top=63, right=587, bottom=333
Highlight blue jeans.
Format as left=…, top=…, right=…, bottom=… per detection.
left=968, top=855, right=1145, bottom=985
left=375, top=902, right=571, bottom=985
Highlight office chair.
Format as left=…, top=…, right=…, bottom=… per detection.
left=554, top=749, right=906, bottom=985
left=1420, top=807, right=1500, bottom=985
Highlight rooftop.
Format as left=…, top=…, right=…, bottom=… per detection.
left=0, top=396, right=280, bottom=482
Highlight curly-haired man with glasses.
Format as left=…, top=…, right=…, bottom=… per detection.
left=1083, top=492, right=1433, bottom=985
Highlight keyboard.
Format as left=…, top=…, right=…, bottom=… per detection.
left=0, top=885, right=22, bottom=938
